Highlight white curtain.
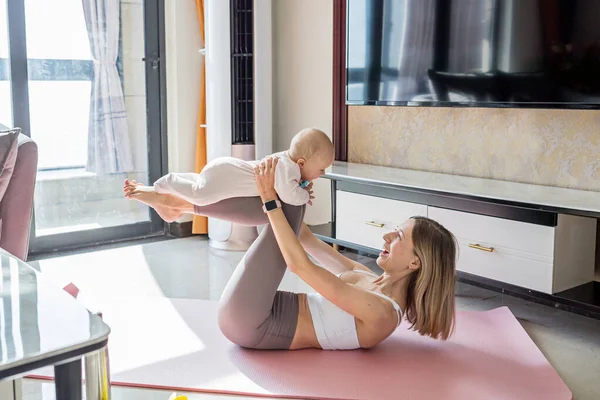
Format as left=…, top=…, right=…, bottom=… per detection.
left=82, top=0, right=134, bottom=174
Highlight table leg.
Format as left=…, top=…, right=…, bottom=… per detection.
left=54, top=358, right=82, bottom=400
left=85, top=351, right=101, bottom=399
left=85, top=348, right=111, bottom=400
left=0, top=379, right=20, bottom=400
left=13, top=378, right=22, bottom=400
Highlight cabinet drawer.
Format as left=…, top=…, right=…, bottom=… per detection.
left=337, top=191, right=427, bottom=227
left=336, top=191, right=427, bottom=250
left=428, top=206, right=555, bottom=257
left=336, top=214, right=387, bottom=250
left=456, top=239, right=553, bottom=293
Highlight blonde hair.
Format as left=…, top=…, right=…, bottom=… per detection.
left=404, top=216, right=457, bottom=340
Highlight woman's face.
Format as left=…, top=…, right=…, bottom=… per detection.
left=377, top=219, right=420, bottom=272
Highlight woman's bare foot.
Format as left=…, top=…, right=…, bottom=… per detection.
left=123, top=179, right=183, bottom=222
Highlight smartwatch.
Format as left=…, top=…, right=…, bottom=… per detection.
left=262, top=199, right=282, bottom=213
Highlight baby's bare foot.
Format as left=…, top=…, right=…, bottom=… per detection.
left=123, top=179, right=183, bottom=222
left=123, top=179, right=154, bottom=196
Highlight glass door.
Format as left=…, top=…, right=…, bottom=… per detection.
left=3, top=0, right=166, bottom=254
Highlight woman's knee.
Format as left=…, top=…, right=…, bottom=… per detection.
left=217, top=303, right=260, bottom=348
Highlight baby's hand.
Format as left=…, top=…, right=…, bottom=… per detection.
left=304, top=181, right=315, bottom=206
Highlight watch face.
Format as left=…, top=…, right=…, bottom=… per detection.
left=265, top=200, right=278, bottom=211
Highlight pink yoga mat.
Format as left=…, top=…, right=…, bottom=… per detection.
left=30, top=296, right=571, bottom=400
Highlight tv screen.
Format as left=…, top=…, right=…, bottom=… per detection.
left=347, top=0, right=600, bottom=108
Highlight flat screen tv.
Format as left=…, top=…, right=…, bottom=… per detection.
left=346, top=0, right=600, bottom=108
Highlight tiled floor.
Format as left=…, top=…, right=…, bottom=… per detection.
left=21, top=236, right=600, bottom=400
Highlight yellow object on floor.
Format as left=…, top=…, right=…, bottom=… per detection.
left=168, top=393, right=188, bottom=400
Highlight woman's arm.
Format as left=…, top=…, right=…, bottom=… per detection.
left=298, top=223, right=374, bottom=275
left=253, top=158, right=389, bottom=326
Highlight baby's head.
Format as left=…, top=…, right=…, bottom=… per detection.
left=288, top=128, right=335, bottom=181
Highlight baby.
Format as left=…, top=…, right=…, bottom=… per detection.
left=124, top=128, right=334, bottom=221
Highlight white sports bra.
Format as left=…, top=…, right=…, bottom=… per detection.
left=306, top=269, right=403, bottom=350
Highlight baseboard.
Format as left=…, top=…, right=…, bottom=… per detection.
left=168, top=221, right=193, bottom=238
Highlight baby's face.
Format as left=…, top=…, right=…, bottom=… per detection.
left=300, top=152, right=334, bottom=181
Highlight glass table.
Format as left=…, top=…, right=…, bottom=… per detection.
left=0, top=249, right=111, bottom=399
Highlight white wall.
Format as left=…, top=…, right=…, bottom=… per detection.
left=164, top=0, right=204, bottom=222
left=273, top=0, right=334, bottom=225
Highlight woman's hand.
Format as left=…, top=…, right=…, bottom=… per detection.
left=254, top=157, right=279, bottom=202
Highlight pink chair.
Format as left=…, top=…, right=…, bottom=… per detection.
left=0, top=130, right=38, bottom=261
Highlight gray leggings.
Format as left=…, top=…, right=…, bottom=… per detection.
left=193, top=197, right=306, bottom=349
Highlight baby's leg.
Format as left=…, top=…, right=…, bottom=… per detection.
left=153, top=171, right=223, bottom=207
left=124, top=180, right=269, bottom=226
left=154, top=172, right=201, bottom=199
left=153, top=161, right=256, bottom=207
left=124, top=179, right=188, bottom=222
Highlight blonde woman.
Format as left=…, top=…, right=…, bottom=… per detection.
left=124, top=157, right=458, bottom=350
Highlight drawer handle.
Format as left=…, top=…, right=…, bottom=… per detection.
left=468, top=243, right=494, bottom=252
left=365, top=221, right=385, bottom=228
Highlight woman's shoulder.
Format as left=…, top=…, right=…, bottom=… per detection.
left=337, top=268, right=379, bottom=288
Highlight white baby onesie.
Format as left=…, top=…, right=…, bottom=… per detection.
left=153, top=151, right=310, bottom=206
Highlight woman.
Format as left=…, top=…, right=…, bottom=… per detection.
left=123, top=157, right=458, bottom=350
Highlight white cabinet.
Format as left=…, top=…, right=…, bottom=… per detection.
left=427, top=207, right=595, bottom=294
left=335, top=189, right=597, bottom=294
